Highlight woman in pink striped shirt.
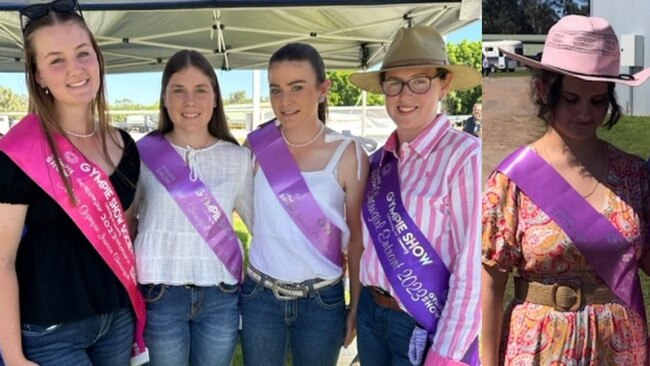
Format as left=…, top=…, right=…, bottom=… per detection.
left=349, top=25, right=482, bottom=366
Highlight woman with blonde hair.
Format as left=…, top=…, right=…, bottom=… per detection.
left=0, top=0, right=146, bottom=364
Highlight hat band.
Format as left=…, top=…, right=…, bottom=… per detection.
left=381, top=58, right=448, bottom=70
left=548, top=64, right=635, bottom=81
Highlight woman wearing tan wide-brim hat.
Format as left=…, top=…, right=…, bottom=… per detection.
left=351, top=25, right=481, bottom=366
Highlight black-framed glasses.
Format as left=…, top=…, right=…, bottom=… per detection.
left=380, top=71, right=447, bottom=97
left=20, top=0, right=83, bottom=35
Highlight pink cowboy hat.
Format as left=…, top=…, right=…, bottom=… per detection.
left=501, top=15, right=650, bottom=86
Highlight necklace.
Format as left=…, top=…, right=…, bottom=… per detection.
left=64, top=127, right=96, bottom=138
left=581, top=142, right=608, bottom=198
left=541, top=136, right=607, bottom=198
left=281, top=123, right=324, bottom=148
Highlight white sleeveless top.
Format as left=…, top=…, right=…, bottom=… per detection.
left=134, top=140, right=254, bottom=286
left=249, top=139, right=352, bottom=282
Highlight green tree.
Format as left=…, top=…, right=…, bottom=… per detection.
left=484, top=0, right=589, bottom=35
left=444, top=41, right=482, bottom=115
left=0, top=86, right=28, bottom=112
left=226, top=90, right=251, bottom=105
left=111, top=98, right=158, bottom=123
left=327, top=70, right=383, bottom=107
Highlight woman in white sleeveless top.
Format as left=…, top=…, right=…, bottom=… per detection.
left=241, top=42, right=369, bottom=366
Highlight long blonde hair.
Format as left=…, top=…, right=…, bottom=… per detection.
left=23, top=11, right=118, bottom=203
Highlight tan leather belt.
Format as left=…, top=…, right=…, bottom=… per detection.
left=247, top=265, right=341, bottom=300
left=514, top=276, right=618, bottom=311
left=369, top=286, right=403, bottom=312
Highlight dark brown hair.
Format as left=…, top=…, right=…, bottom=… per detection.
left=269, top=42, right=328, bottom=124
left=531, top=69, right=621, bottom=130
left=158, top=50, right=238, bottom=145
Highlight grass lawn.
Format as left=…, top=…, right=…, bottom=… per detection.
left=598, top=115, right=650, bottom=159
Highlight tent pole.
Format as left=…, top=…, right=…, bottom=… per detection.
left=252, top=69, right=261, bottom=130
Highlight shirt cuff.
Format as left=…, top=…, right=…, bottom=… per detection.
left=424, top=350, right=467, bottom=366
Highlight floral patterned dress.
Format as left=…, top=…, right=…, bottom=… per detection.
left=482, top=144, right=650, bottom=366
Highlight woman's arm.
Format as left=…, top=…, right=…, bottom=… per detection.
left=428, top=144, right=481, bottom=364
left=0, top=203, right=36, bottom=365
left=481, top=265, right=509, bottom=366
left=338, top=142, right=369, bottom=348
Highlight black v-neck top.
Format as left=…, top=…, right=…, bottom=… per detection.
left=0, top=129, right=139, bottom=325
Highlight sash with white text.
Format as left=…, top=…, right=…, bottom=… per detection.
left=0, top=114, right=148, bottom=365
left=362, top=150, right=478, bottom=365
left=497, top=146, right=646, bottom=321
left=247, top=121, right=343, bottom=267
left=137, top=133, right=243, bottom=281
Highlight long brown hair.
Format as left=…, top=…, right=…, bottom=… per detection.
left=23, top=10, right=117, bottom=203
left=157, top=50, right=238, bottom=145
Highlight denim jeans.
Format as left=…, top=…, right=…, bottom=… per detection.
left=20, top=307, right=134, bottom=366
left=141, top=283, right=239, bottom=366
left=240, top=275, right=346, bottom=366
left=357, top=286, right=423, bottom=366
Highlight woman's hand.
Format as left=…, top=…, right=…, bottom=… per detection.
left=343, top=306, right=357, bottom=348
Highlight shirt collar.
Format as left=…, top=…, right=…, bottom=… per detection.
left=380, top=113, right=450, bottom=164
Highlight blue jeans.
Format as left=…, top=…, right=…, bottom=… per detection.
left=20, top=307, right=134, bottom=366
left=357, top=286, right=422, bottom=366
left=241, top=275, right=346, bottom=366
left=141, top=283, right=239, bottom=366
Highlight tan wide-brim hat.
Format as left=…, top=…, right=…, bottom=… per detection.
left=349, top=25, right=482, bottom=93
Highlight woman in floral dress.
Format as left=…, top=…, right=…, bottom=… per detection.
left=481, top=15, right=650, bottom=366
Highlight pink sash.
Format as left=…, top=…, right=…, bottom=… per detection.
left=0, top=114, right=148, bottom=365
left=248, top=121, right=343, bottom=267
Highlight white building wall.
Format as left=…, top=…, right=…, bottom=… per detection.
left=592, top=0, right=650, bottom=116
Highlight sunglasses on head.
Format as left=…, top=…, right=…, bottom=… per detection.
left=20, top=0, right=83, bottom=35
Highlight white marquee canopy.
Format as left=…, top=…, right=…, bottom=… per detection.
left=0, top=0, right=480, bottom=73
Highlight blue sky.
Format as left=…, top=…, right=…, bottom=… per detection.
left=0, top=20, right=480, bottom=105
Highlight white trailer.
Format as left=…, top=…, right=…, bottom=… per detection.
left=482, top=40, right=523, bottom=72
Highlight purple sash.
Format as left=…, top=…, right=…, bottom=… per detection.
left=137, top=133, right=243, bottom=282
left=0, top=114, right=148, bottom=365
left=497, top=146, right=646, bottom=321
left=363, top=150, right=479, bottom=365
left=247, top=122, right=343, bottom=267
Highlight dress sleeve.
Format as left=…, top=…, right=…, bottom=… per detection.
left=638, top=160, right=650, bottom=274
left=0, top=152, right=33, bottom=204
left=482, top=170, right=522, bottom=272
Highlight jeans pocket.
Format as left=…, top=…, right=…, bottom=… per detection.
left=140, top=284, right=166, bottom=303
left=241, top=276, right=260, bottom=299
left=21, top=323, right=63, bottom=337
left=218, top=282, right=240, bottom=294
left=315, top=283, right=345, bottom=310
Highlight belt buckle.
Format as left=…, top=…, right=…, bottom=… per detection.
left=271, top=281, right=300, bottom=301
left=550, top=279, right=582, bottom=311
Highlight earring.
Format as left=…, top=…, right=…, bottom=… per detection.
left=43, top=87, right=50, bottom=95
left=318, top=96, right=325, bottom=103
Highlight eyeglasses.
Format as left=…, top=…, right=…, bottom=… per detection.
left=380, top=71, right=447, bottom=97
left=20, top=0, right=83, bottom=35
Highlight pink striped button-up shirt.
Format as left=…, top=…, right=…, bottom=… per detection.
left=360, top=114, right=481, bottom=364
